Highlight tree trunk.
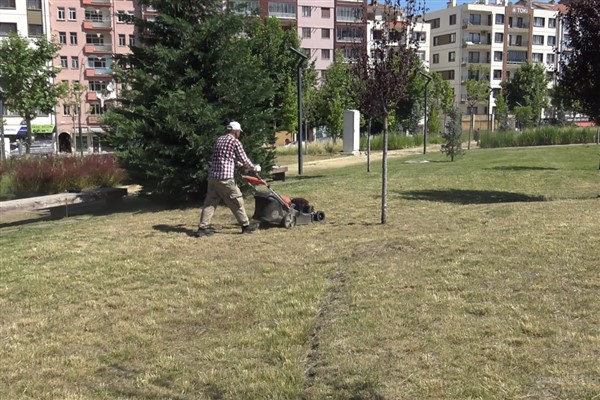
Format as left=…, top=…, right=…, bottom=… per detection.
left=25, top=117, right=32, bottom=154
left=381, top=112, right=388, bottom=224
left=367, top=118, right=372, bottom=173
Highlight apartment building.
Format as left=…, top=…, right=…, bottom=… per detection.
left=0, top=0, right=54, bottom=142
left=50, top=0, right=145, bottom=153
left=367, top=3, right=431, bottom=69
left=425, top=0, right=564, bottom=124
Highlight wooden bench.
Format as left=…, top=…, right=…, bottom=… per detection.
left=271, top=166, right=288, bottom=181
left=0, top=187, right=128, bottom=219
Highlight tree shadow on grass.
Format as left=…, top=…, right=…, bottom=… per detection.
left=399, top=189, right=546, bottom=204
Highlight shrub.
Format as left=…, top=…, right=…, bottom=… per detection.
left=360, top=133, right=420, bottom=151
left=1, top=154, right=126, bottom=199
left=480, top=127, right=597, bottom=148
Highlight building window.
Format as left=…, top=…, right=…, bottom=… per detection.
left=494, top=51, right=503, bottom=61
left=495, top=14, right=504, bottom=25
left=469, top=14, right=481, bottom=25
left=531, top=53, right=543, bottom=63
left=441, top=70, right=455, bottom=80
left=302, top=6, right=311, bottom=17
left=88, top=57, right=107, bottom=68
left=322, top=7, right=330, bottom=18
left=118, top=34, right=126, bottom=46
left=27, top=0, right=41, bottom=9
left=432, top=18, right=440, bottom=29
left=321, top=49, right=330, bottom=60
left=413, top=31, right=426, bottom=43
left=449, top=14, right=456, bottom=25
left=433, top=34, right=454, bottom=46
left=494, top=33, right=503, bottom=43
left=60, top=56, right=68, bottom=68
left=547, top=36, right=556, bottom=46
left=85, top=10, right=104, bottom=22
left=117, top=11, right=126, bottom=23
left=336, top=6, right=362, bottom=22
left=57, top=7, right=65, bottom=20
left=336, top=26, right=362, bottom=42
left=269, top=2, right=296, bottom=19
left=69, top=32, right=77, bottom=45
left=86, top=33, right=104, bottom=45
left=28, top=24, right=43, bottom=37
left=433, top=53, right=439, bottom=64
left=129, top=35, right=136, bottom=46
left=0, top=0, right=17, bottom=8
left=89, top=80, right=108, bottom=92
left=71, top=56, right=79, bottom=69
left=468, top=32, right=481, bottom=43
left=546, top=53, right=555, bottom=64
left=533, top=35, right=544, bottom=45
left=63, top=104, right=71, bottom=116
left=417, top=51, right=426, bottom=61
left=548, top=18, right=556, bottom=28
left=58, top=31, right=67, bottom=44
left=89, top=103, right=104, bottom=115
left=448, top=51, right=455, bottom=62
left=68, top=7, right=76, bottom=20
left=302, top=27, right=311, bottom=38
left=493, top=69, right=502, bottom=79
left=533, top=17, right=545, bottom=27
left=322, top=28, right=330, bottom=39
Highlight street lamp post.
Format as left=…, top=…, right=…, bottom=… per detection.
left=419, top=72, right=432, bottom=154
left=290, top=47, right=308, bottom=176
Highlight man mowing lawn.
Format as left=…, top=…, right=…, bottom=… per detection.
left=195, top=121, right=261, bottom=237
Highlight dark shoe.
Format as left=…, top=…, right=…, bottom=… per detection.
left=194, top=228, right=214, bottom=238
left=241, top=222, right=259, bottom=234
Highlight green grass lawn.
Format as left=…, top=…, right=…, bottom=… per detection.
left=1, top=145, right=599, bottom=399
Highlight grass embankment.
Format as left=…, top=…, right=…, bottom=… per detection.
left=1, top=145, right=599, bottom=399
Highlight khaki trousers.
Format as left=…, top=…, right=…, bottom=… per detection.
left=199, top=178, right=249, bottom=229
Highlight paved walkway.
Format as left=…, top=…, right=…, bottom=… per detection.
left=285, top=144, right=442, bottom=175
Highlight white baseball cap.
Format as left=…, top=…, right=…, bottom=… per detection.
left=226, top=121, right=243, bottom=132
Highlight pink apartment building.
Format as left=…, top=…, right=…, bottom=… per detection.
left=297, top=1, right=335, bottom=81
left=50, top=0, right=148, bottom=153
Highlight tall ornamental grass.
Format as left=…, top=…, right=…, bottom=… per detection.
left=480, top=126, right=598, bottom=148
left=0, top=154, right=126, bottom=199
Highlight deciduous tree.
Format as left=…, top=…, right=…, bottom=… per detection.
left=0, top=33, right=62, bottom=153
left=501, top=62, right=548, bottom=127
left=558, top=0, right=600, bottom=124
left=352, top=0, right=422, bottom=224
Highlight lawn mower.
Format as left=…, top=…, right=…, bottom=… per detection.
left=241, top=174, right=325, bottom=228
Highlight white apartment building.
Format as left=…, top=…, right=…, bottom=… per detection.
left=425, top=0, right=564, bottom=125
left=0, top=0, right=55, bottom=146
left=366, top=4, right=431, bottom=70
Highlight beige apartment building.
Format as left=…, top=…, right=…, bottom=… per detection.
left=425, top=0, right=565, bottom=128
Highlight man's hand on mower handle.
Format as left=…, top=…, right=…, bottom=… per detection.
left=253, top=164, right=261, bottom=173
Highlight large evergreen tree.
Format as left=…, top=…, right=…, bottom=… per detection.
left=104, top=0, right=296, bottom=198
left=558, top=0, right=600, bottom=124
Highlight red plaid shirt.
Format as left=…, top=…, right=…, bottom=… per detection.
left=208, top=133, right=254, bottom=180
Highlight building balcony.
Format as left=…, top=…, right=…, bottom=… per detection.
left=84, top=44, right=113, bottom=54
left=86, top=92, right=98, bottom=101
left=84, top=68, right=112, bottom=79
left=81, top=0, right=111, bottom=6
left=462, top=20, right=492, bottom=30
left=507, top=22, right=529, bottom=30
left=82, top=19, right=112, bottom=31
left=87, top=115, right=100, bottom=125
left=462, top=39, right=491, bottom=48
